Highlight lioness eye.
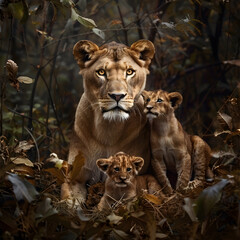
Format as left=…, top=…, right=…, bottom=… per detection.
left=157, top=98, right=163, bottom=103
left=96, top=69, right=106, bottom=76
left=127, top=167, right=131, bottom=172
left=126, top=69, right=135, bottom=75
left=114, top=167, right=120, bottom=172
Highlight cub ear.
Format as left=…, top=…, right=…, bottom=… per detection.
left=168, top=92, right=183, bottom=109
left=141, top=90, right=148, bottom=101
left=96, top=158, right=112, bottom=172
left=73, top=40, right=99, bottom=68
left=131, top=157, right=144, bottom=173
left=130, top=40, right=155, bottom=68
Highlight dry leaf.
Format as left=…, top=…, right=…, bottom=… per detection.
left=11, top=157, right=34, bottom=167
left=224, top=59, right=240, bottom=67
left=217, top=112, right=232, bottom=130
left=143, top=193, right=163, bottom=205
left=14, top=140, right=34, bottom=153
left=6, top=173, right=38, bottom=202
left=17, top=76, right=34, bottom=84
left=183, top=198, right=198, bottom=222
left=107, top=212, right=123, bottom=224
left=70, top=152, right=85, bottom=181
left=45, top=153, right=69, bottom=175
left=6, top=59, right=19, bottom=91
left=156, top=233, right=168, bottom=239
left=44, top=168, right=65, bottom=184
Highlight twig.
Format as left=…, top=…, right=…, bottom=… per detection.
left=167, top=62, right=222, bottom=85
left=0, top=18, right=13, bottom=136
left=24, top=127, right=40, bottom=163
left=6, top=106, right=49, bottom=129
left=145, top=198, right=174, bottom=235
left=115, top=0, right=128, bottom=45
left=39, top=72, right=66, bottom=144
left=46, top=31, right=65, bottom=139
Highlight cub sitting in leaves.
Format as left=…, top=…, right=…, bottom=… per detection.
left=96, top=152, right=163, bottom=210
left=142, top=90, right=213, bottom=194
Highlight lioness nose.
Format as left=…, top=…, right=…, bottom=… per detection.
left=108, top=93, right=126, bottom=102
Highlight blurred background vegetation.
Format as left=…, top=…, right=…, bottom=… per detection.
left=1, top=0, right=240, bottom=160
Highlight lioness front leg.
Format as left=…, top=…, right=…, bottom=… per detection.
left=176, top=153, right=191, bottom=192
left=62, top=165, right=91, bottom=208
left=152, top=156, right=173, bottom=194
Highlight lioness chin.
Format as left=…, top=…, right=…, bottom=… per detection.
left=63, top=40, right=155, bottom=206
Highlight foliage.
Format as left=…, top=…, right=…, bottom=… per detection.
left=0, top=0, right=240, bottom=239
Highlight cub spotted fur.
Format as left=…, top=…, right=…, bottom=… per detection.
left=142, top=90, right=213, bottom=194
left=96, top=152, right=163, bottom=210
left=65, top=40, right=155, bottom=205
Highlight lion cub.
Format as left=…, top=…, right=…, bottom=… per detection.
left=96, top=152, right=163, bottom=210
left=142, top=90, right=213, bottom=194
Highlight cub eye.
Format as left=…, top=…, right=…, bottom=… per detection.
left=96, top=69, right=106, bottom=76
left=126, top=167, right=131, bottom=172
left=114, top=167, right=120, bottom=172
left=157, top=98, right=163, bottom=103
left=146, top=98, right=150, bottom=102
left=126, top=69, right=135, bottom=76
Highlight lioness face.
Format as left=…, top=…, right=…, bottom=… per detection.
left=142, top=90, right=183, bottom=119
left=96, top=152, right=144, bottom=188
left=73, top=40, right=155, bottom=121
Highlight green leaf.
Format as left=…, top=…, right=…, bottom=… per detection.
left=8, top=1, right=28, bottom=22
left=92, top=28, right=105, bottom=39
left=6, top=173, right=39, bottom=202
left=194, top=179, right=229, bottom=221
left=71, top=8, right=97, bottom=28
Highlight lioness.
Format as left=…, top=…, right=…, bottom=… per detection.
left=96, top=152, right=163, bottom=210
left=66, top=40, right=155, bottom=205
left=142, top=90, right=213, bottom=194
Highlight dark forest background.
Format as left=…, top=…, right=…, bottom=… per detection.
left=0, top=0, right=240, bottom=239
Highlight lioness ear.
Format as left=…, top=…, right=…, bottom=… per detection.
left=73, top=40, right=99, bottom=68
left=96, top=158, right=112, bottom=172
left=130, top=40, right=155, bottom=68
left=131, top=157, right=144, bottom=173
left=168, top=92, right=183, bottom=109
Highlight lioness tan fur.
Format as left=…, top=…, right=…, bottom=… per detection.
left=142, top=90, right=213, bottom=194
left=65, top=40, right=155, bottom=205
left=96, top=152, right=163, bottom=210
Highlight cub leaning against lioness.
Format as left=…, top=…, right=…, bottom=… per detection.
left=142, top=89, right=213, bottom=194
left=96, top=152, right=163, bottom=210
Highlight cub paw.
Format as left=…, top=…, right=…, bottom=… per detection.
left=185, top=179, right=203, bottom=191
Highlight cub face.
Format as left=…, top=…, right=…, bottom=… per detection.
left=96, top=152, right=144, bottom=188
left=142, top=90, right=183, bottom=119
left=73, top=40, right=155, bottom=121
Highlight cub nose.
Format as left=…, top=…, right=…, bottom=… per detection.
left=108, top=93, right=126, bottom=102
left=146, top=105, right=153, bottom=111
left=120, top=176, right=127, bottom=181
